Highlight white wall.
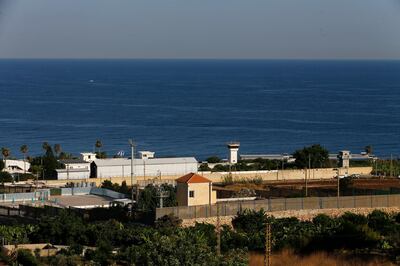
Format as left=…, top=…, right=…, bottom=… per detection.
left=57, top=170, right=90, bottom=180
left=96, top=161, right=198, bottom=178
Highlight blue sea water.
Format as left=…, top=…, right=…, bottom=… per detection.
left=0, top=59, right=399, bottom=159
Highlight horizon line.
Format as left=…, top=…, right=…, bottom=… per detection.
left=0, top=57, right=400, bottom=61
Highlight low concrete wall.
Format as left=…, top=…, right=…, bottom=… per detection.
left=60, top=187, right=126, bottom=199
left=44, top=167, right=372, bottom=186
left=156, top=193, right=400, bottom=220
left=0, top=190, right=50, bottom=203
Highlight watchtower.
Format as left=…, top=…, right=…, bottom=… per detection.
left=338, top=150, right=350, bottom=168
left=227, top=142, right=240, bottom=164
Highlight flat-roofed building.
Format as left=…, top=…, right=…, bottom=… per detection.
left=3, top=159, right=31, bottom=174
left=56, top=159, right=91, bottom=180
left=91, top=157, right=198, bottom=178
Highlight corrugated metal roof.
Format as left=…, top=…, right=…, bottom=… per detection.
left=94, top=157, right=198, bottom=167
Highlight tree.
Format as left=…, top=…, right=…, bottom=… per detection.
left=38, top=142, right=59, bottom=179
left=20, top=145, right=28, bottom=174
left=54, top=144, right=62, bottom=158
left=0, top=172, right=13, bottom=183
left=206, top=156, right=221, bottom=163
left=1, top=147, right=10, bottom=170
left=293, top=144, right=329, bottom=169
left=138, top=184, right=177, bottom=211
left=16, top=249, right=39, bottom=266
left=95, top=140, right=103, bottom=153
left=42, top=142, right=50, bottom=153
left=365, top=145, right=373, bottom=155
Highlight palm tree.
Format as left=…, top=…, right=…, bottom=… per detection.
left=1, top=147, right=10, bottom=171
left=42, top=142, right=50, bottom=153
left=20, top=145, right=28, bottom=174
left=54, top=144, right=62, bottom=158
left=95, top=140, right=103, bottom=153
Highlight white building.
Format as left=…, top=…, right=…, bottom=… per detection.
left=3, top=159, right=31, bottom=174
left=92, top=157, right=198, bottom=178
left=80, top=152, right=97, bottom=163
left=55, top=159, right=91, bottom=180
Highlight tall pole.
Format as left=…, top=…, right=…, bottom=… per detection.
left=390, top=154, right=393, bottom=177
left=129, top=139, right=135, bottom=214
left=305, top=168, right=308, bottom=197
left=264, top=221, right=271, bottom=266
left=216, top=204, right=221, bottom=256
left=336, top=168, right=340, bottom=201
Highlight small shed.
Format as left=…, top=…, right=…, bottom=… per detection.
left=176, top=173, right=216, bottom=206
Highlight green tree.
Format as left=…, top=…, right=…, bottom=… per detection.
left=1, top=147, right=10, bottom=170
left=40, top=142, right=59, bottom=179
left=293, top=144, right=329, bottom=169
left=206, top=156, right=221, bottom=163
left=16, top=249, right=39, bottom=266
left=365, top=145, right=373, bottom=155
left=20, top=144, right=28, bottom=174
left=138, top=184, right=177, bottom=211
left=95, top=139, right=103, bottom=153
left=54, top=143, right=62, bottom=158
left=0, top=171, right=12, bottom=183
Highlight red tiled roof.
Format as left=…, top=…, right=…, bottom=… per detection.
left=176, top=173, right=212, bottom=183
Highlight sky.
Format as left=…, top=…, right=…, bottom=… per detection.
left=0, top=0, right=399, bottom=59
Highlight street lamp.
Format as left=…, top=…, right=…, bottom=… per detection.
left=128, top=139, right=136, bottom=214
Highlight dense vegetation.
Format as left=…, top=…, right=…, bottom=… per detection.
left=228, top=209, right=400, bottom=262
left=1, top=208, right=400, bottom=265
left=0, top=211, right=248, bottom=265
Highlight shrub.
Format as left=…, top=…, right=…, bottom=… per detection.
left=206, top=156, right=222, bottom=163
left=154, top=214, right=182, bottom=229
left=0, top=171, right=13, bottom=183
left=198, top=163, right=211, bottom=171
left=221, top=175, right=234, bottom=185
left=16, top=249, right=39, bottom=266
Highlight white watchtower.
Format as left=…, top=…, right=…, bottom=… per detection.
left=227, top=142, right=240, bottom=164
left=338, top=150, right=350, bottom=168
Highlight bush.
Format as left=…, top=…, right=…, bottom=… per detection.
left=154, top=214, right=182, bottom=229
left=16, top=249, right=39, bottom=266
left=0, top=171, right=13, bottom=183
left=206, top=156, right=222, bottom=163
left=198, top=163, right=211, bottom=171
left=221, top=175, right=234, bottom=185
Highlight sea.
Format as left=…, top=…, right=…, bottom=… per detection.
left=0, top=59, right=399, bottom=160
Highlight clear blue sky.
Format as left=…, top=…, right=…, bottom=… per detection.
left=0, top=0, right=399, bottom=59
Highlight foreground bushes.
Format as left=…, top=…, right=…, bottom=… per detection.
left=227, top=209, right=400, bottom=256
left=2, top=208, right=400, bottom=265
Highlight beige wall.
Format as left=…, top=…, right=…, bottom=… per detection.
left=199, top=167, right=372, bottom=183
left=44, top=167, right=372, bottom=186
left=176, top=182, right=217, bottom=206
left=176, top=183, right=188, bottom=206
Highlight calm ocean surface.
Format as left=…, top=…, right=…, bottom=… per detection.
left=0, top=60, right=399, bottom=159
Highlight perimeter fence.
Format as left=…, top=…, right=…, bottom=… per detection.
left=156, top=194, right=400, bottom=220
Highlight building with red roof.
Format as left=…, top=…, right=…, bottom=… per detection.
left=176, top=173, right=216, bottom=206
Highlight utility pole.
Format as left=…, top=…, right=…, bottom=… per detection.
left=305, top=168, right=308, bottom=197
left=336, top=168, right=340, bottom=202
left=390, top=154, right=393, bottom=177
left=129, top=139, right=136, bottom=214
left=216, top=204, right=221, bottom=256
left=264, top=221, right=272, bottom=266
